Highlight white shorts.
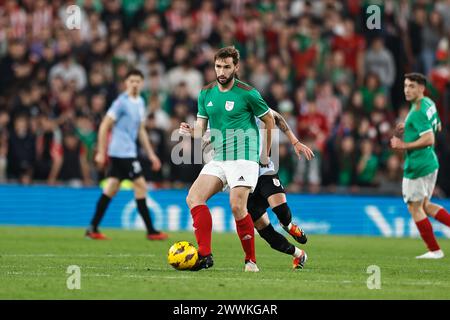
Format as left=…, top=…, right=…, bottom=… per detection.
left=200, top=160, right=259, bottom=192
left=402, top=170, right=438, bottom=203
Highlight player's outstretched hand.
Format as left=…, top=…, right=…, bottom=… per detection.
left=179, top=122, right=193, bottom=136
left=95, top=153, right=106, bottom=168
left=390, top=136, right=406, bottom=150
left=149, top=154, right=161, bottom=171
left=294, top=141, right=315, bottom=160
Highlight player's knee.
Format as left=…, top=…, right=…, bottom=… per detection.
left=103, top=187, right=115, bottom=197
left=133, top=183, right=147, bottom=198
left=186, top=192, right=203, bottom=209
left=230, top=202, right=246, bottom=215
left=272, top=202, right=292, bottom=226
left=423, top=201, right=434, bottom=215
left=186, top=194, right=194, bottom=209
left=104, top=183, right=119, bottom=197
left=134, top=189, right=146, bottom=199
left=254, top=217, right=268, bottom=230
left=253, top=212, right=269, bottom=230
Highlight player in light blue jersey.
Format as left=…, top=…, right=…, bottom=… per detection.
left=86, top=69, right=168, bottom=240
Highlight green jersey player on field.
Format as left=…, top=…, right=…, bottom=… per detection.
left=391, top=73, right=450, bottom=259
left=179, top=46, right=275, bottom=272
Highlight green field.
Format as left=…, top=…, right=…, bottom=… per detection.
left=1, top=226, right=449, bottom=300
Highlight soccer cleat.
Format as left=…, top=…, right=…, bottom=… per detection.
left=415, top=250, right=444, bottom=259
left=190, top=254, right=214, bottom=271
left=146, top=231, right=169, bottom=240
left=283, top=223, right=307, bottom=244
left=85, top=230, right=110, bottom=240
left=244, top=260, right=259, bottom=272
left=293, top=250, right=307, bottom=269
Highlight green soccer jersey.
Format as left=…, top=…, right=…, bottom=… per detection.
left=197, top=79, right=270, bottom=162
left=403, top=96, right=441, bottom=179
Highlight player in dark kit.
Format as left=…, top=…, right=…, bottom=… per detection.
left=248, top=108, right=314, bottom=269
left=86, top=69, right=168, bottom=241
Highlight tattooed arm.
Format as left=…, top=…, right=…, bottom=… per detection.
left=271, top=109, right=315, bottom=160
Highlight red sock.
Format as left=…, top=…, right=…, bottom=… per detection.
left=415, top=218, right=440, bottom=251
left=435, top=208, right=450, bottom=227
left=191, top=205, right=212, bottom=256
left=235, top=214, right=256, bottom=263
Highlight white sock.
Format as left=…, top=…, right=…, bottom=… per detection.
left=293, top=247, right=303, bottom=258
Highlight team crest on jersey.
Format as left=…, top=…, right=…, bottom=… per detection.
left=273, top=178, right=281, bottom=187
left=225, top=101, right=234, bottom=111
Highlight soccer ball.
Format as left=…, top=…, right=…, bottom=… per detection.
left=167, top=241, right=198, bottom=270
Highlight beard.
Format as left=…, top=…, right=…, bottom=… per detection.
left=216, top=72, right=235, bottom=85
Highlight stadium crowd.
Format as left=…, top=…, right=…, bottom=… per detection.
left=0, top=0, right=449, bottom=196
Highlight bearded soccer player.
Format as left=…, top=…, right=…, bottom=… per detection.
left=180, top=46, right=275, bottom=272
left=86, top=69, right=168, bottom=241
left=391, top=73, right=450, bottom=259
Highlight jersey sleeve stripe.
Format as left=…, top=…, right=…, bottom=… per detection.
left=197, top=114, right=209, bottom=119
left=256, top=109, right=270, bottom=118
left=419, top=128, right=433, bottom=136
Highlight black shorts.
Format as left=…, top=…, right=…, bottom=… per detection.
left=247, top=174, right=285, bottom=222
left=107, top=157, right=144, bottom=181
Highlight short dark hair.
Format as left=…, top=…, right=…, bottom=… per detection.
left=214, top=46, right=240, bottom=65
left=125, top=68, right=144, bottom=79
left=405, top=73, right=427, bottom=86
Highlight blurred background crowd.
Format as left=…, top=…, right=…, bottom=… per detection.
left=0, top=0, right=449, bottom=196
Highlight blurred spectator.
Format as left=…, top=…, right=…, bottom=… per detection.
left=364, top=37, right=396, bottom=90
left=75, top=114, right=97, bottom=164
left=0, top=39, right=30, bottom=97
left=421, top=10, right=445, bottom=75
left=377, top=153, right=403, bottom=195
left=49, top=53, right=87, bottom=91
left=249, top=59, right=272, bottom=96
left=328, top=50, right=354, bottom=88
left=139, top=114, right=166, bottom=185
left=347, top=90, right=366, bottom=122
left=315, top=81, right=342, bottom=131
left=165, top=46, right=203, bottom=99
left=34, top=115, right=60, bottom=181
left=47, top=130, right=91, bottom=187
left=356, top=139, right=379, bottom=187
left=7, top=115, right=36, bottom=184
left=0, top=110, right=9, bottom=182
left=167, top=82, right=196, bottom=116
left=337, top=135, right=357, bottom=187
left=331, top=17, right=365, bottom=84
left=295, top=100, right=327, bottom=192
left=406, top=4, right=427, bottom=72
left=359, top=73, right=386, bottom=115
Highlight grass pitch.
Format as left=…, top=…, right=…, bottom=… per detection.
left=0, top=226, right=449, bottom=300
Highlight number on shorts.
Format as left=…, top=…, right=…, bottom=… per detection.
left=132, top=161, right=142, bottom=174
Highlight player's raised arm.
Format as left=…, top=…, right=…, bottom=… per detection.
left=271, top=109, right=315, bottom=160
left=138, top=122, right=161, bottom=171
